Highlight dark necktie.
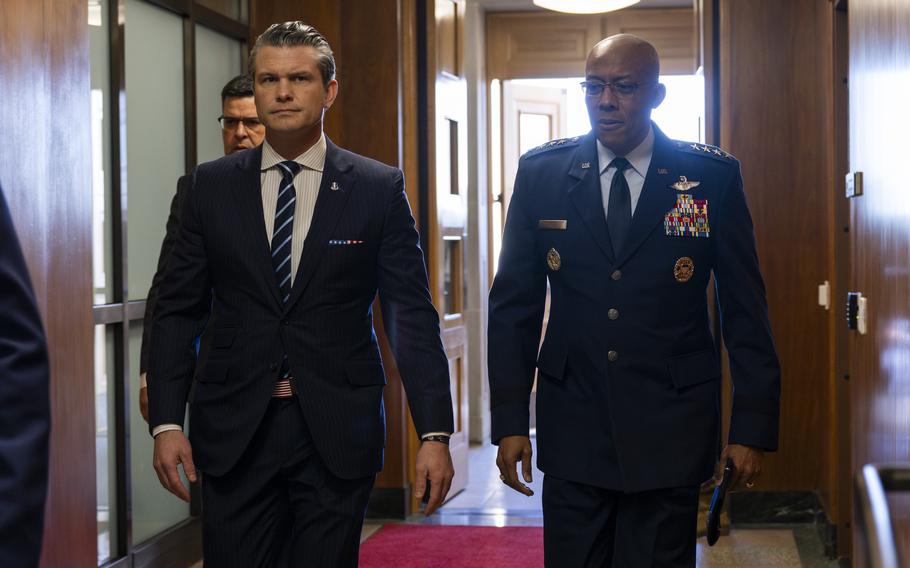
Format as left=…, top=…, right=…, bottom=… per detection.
left=272, top=160, right=302, bottom=304
left=606, top=157, right=632, bottom=256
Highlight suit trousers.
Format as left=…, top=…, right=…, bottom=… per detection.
left=201, top=397, right=375, bottom=568
left=543, top=475, right=699, bottom=568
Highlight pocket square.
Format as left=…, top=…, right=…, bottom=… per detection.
left=328, top=239, right=365, bottom=246
left=665, top=194, right=709, bottom=238
left=537, top=219, right=567, bottom=230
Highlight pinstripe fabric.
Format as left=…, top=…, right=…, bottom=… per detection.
left=202, top=398, right=373, bottom=568
left=148, top=137, right=454, bottom=481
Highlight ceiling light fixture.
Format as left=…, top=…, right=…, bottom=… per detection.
left=532, top=0, right=641, bottom=14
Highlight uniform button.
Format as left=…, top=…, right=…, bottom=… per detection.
left=611, top=270, right=622, bottom=281
left=280, top=319, right=289, bottom=326
left=608, top=350, right=619, bottom=362
left=608, top=308, right=620, bottom=320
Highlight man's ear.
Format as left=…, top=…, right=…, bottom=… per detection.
left=651, top=83, right=667, bottom=109
left=324, top=79, right=339, bottom=110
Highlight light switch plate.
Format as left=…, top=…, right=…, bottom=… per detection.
left=846, top=171, right=863, bottom=198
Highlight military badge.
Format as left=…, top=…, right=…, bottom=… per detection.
left=665, top=194, right=710, bottom=238
left=669, top=176, right=700, bottom=191
left=674, top=257, right=695, bottom=283
left=546, top=248, right=561, bottom=271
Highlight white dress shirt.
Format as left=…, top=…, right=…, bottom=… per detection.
left=597, top=125, right=655, bottom=219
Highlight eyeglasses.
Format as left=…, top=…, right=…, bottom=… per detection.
left=217, top=116, right=263, bottom=131
left=579, top=80, right=653, bottom=98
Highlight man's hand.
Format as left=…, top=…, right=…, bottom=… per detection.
left=715, top=444, right=763, bottom=489
left=153, top=430, right=197, bottom=502
left=414, top=440, right=454, bottom=516
left=496, top=435, right=534, bottom=496
left=140, top=387, right=149, bottom=422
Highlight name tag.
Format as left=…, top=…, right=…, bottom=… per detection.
left=537, top=219, right=567, bottom=230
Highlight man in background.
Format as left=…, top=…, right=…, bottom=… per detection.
left=0, top=184, right=51, bottom=567
left=139, top=73, right=265, bottom=420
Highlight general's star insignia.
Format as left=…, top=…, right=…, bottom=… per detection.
left=669, top=175, right=701, bottom=191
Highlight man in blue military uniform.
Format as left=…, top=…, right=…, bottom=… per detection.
left=489, top=34, right=780, bottom=566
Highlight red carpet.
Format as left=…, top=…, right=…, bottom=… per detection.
left=359, top=524, right=544, bottom=567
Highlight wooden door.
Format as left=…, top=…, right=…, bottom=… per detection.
left=407, top=0, right=469, bottom=512
left=433, top=72, right=471, bottom=501
left=846, top=0, right=910, bottom=561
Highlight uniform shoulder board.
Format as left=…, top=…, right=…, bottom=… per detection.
left=524, top=136, right=583, bottom=159
left=676, top=141, right=736, bottom=163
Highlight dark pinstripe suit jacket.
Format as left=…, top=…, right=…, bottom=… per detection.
left=0, top=185, right=50, bottom=566
left=148, top=139, right=454, bottom=479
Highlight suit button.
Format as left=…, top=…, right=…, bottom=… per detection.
left=611, top=270, right=622, bottom=281
left=608, top=308, right=620, bottom=320
left=269, top=362, right=278, bottom=372
left=607, top=350, right=619, bottom=362
left=280, top=319, right=289, bottom=326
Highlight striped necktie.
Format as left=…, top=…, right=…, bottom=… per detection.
left=272, top=160, right=302, bottom=304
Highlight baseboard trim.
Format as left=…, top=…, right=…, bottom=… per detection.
left=728, top=491, right=819, bottom=523
left=366, top=486, right=410, bottom=520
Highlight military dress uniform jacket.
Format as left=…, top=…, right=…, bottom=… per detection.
left=488, top=124, right=781, bottom=492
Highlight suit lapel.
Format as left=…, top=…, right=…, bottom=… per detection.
left=567, top=134, right=615, bottom=264
left=231, top=146, right=284, bottom=308
left=613, top=126, right=679, bottom=267
left=284, top=139, right=354, bottom=312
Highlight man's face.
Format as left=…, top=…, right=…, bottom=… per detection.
left=220, top=96, right=265, bottom=154
left=584, top=44, right=665, bottom=156
left=253, top=46, right=337, bottom=139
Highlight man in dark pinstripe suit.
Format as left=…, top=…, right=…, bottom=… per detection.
left=148, top=22, right=455, bottom=567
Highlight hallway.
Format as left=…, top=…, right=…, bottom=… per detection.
left=359, top=441, right=843, bottom=567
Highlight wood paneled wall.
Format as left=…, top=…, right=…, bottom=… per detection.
left=847, top=0, right=910, bottom=561
left=0, top=0, right=96, bottom=566
left=718, top=0, right=838, bottom=501
left=250, top=0, right=418, bottom=510
left=486, top=8, right=695, bottom=80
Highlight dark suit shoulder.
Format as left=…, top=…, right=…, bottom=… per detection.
left=674, top=140, right=737, bottom=164
left=336, top=146, right=401, bottom=179
left=522, top=136, right=584, bottom=161
left=195, top=148, right=250, bottom=176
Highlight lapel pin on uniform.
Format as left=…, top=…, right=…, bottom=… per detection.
left=580, top=162, right=591, bottom=169
left=330, top=181, right=340, bottom=191
left=669, top=175, right=700, bottom=191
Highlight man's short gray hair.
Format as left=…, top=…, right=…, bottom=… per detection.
left=249, top=21, right=336, bottom=86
